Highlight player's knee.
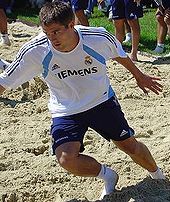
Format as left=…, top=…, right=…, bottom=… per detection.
left=118, top=140, right=138, bottom=155
left=57, top=150, right=78, bottom=169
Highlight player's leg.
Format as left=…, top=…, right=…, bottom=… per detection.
left=90, top=96, right=165, bottom=180
left=111, top=0, right=126, bottom=42
left=56, top=141, right=101, bottom=176
left=71, top=0, right=89, bottom=26
left=123, top=20, right=132, bottom=43
left=113, top=136, right=165, bottom=179
left=125, top=0, right=143, bottom=61
left=154, top=9, right=167, bottom=54
left=0, top=0, right=11, bottom=46
left=113, top=19, right=125, bottom=43
left=51, top=113, right=118, bottom=199
left=127, top=18, right=140, bottom=61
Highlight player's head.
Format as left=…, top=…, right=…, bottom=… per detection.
left=39, top=0, right=78, bottom=52
left=39, top=0, right=75, bottom=28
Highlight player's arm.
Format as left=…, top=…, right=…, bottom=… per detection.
left=113, top=56, right=163, bottom=95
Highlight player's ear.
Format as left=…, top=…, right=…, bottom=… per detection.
left=69, top=20, right=75, bottom=29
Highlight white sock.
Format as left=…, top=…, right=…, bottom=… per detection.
left=123, top=32, right=132, bottom=43
left=157, top=43, right=164, bottom=48
left=1, top=33, right=11, bottom=46
left=149, top=167, right=166, bottom=179
left=126, top=32, right=132, bottom=38
left=97, top=165, right=118, bottom=199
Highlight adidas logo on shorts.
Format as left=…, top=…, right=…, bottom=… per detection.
left=120, top=130, right=128, bottom=137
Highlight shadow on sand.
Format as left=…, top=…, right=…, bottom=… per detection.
left=152, top=57, right=170, bottom=65
left=0, top=97, right=32, bottom=108
left=65, top=177, right=170, bottom=202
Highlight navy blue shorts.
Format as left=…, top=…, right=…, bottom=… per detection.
left=71, top=0, right=88, bottom=11
left=111, top=0, right=143, bottom=20
left=163, top=0, right=170, bottom=9
left=50, top=96, right=134, bottom=154
left=0, top=0, right=7, bottom=9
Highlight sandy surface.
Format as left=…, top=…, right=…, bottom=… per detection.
left=0, top=22, right=170, bottom=202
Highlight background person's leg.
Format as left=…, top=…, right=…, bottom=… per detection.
left=123, top=20, right=132, bottom=43
left=75, top=9, right=89, bottom=26
left=154, top=11, right=167, bottom=54
left=113, top=19, right=125, bottom=43
left=127, top=18, right=140, bottom=61
left=71, top=0, right=89, bottom=26
left=0, top=8, right=11, bottom=46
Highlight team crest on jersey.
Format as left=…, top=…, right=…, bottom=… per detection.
left=52, top=64, right=60, bottom=71
left=84, top=56, right=93, bottom=66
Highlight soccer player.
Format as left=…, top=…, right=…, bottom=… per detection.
left=71, top=0, right=89, bottom=26
left=0, top=0, right=11, bottom=46
left=153, top=0, right=170, bottom=55
left=0, top=0, right=166, bottom=199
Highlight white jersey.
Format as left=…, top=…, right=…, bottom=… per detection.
left=0, top=59, right=10, bottom=70
left=0, top=25, right=127, bottom=117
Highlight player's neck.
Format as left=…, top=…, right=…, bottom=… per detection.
left=65, top=29, right=79, bottom=52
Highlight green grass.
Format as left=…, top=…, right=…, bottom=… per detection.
left=7, top=7, right=170, bottom=54
left=8, top=8, right=40, bottom=25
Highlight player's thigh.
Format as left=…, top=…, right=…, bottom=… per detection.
left=50, top=115, right=88, bottom=156
left=111, top=0, right=125, bottom=19
left=127, top=18, right=140, bottom=31
left=125, top=0, right=143, bottom=20
left=71, top=0, right=88, bottom=11
left=89, top=96, right=134, bottom=142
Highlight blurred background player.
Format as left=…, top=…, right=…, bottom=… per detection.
left=0, top=0, right=11, bottom=46
left=71, top=0, right=89, bottom=25
left=110, top=0, right=143, bottom=61
left=153, top=0, right=170, bottom=54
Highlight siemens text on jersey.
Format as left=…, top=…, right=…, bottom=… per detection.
left=56, top=66, right=98, bottom=79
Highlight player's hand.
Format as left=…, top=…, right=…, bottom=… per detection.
left=136, top=73, right=163, bottom=95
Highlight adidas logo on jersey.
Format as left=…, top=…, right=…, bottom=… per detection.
left=52, top=64, right=60, bottom=71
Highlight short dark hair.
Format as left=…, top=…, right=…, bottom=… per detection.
left=39, top=0, right=75, bottom=27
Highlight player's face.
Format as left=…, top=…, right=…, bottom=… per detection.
left=42, top=21, right=76, bottom=52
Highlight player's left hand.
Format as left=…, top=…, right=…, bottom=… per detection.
left=135, top=73, right=163, bottom=95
